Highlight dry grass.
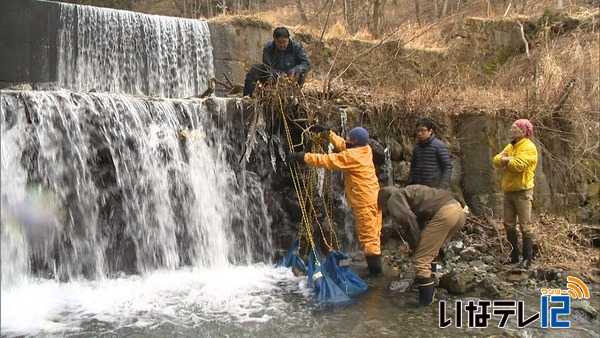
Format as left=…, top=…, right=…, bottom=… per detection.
left=464, top=214, right=600, bottom=284
left=533, top=214, right=600, bottom=283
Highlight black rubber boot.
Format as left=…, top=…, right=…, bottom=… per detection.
left=416, top=276, right=436, bottom=306
left=504, top=229, right=520, bottom=264
left=365, top=254, right=383, bottom=276
left=518, top=237, right=533, bottom=270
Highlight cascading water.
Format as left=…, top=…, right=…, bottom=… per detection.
left=0, top=90, right=291, bottom=335
left=57, top=3, right=213, bottom=98
left=1, top=90, right=275, bottom=283
left=2, top=3, right=303, bottom=335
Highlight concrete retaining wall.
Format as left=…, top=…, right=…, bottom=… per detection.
left=0, top=0, right=61, bottom=88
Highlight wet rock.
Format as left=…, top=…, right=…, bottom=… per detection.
left=388, top=139, right=403, bottom=161
left=534, top=267, right=566, bottom=282
left=389, top=279, right=411, bottom=292
left=441, top=247, right=457, bottom=261
left=472, top=242, right=489, bottom=253
left=571, top=300, right=598, bottom=320
left=369, top=139, right=386, bottom=165
left=439, top=270, right=469, bottom=295
left=468, top=260, right=486, bottom=268
left=482, top=255, right=496, bottom=264
left=448, top=240, right=464, bottom=253
left=477, top=276, right=506, bottom=299
left=459, top=247, right=480, bottom=261
left=391, top=161, right=410, bottom=183
left=506, top=272, right=528, bottom=283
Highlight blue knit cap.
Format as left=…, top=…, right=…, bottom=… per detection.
left=348, top=127, right=369, bottom=146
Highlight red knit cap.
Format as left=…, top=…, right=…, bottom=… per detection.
left=514, top=119, right=533, bottom=138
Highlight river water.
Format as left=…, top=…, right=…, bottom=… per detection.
left=2, top=266, right=598, bottom=337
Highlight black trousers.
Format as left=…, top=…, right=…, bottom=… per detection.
left=243, top=63, right=306, bottom=97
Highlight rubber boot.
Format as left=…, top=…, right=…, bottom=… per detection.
left=365, top=254, right=383, bottom=276
left=518, top=237, right=533, bottom=270
left=416, top=276, right=436, bottom=306
left=504, top=229, right=520, bottom=264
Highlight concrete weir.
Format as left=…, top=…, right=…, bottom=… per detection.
left=0, top=0, right=269, bottom=98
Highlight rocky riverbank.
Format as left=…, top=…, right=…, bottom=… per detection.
left=374, top=213, right=599, bottom=321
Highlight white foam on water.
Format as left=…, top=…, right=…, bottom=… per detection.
left=0, top=265, right=308, bottom=337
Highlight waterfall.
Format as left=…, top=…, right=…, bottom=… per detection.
left=0, top=90, right=272, bottom=288
left=57, top=3, right=213, bottom=98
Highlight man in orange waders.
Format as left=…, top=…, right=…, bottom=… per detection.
left=286, top=126, right=383, bottom=276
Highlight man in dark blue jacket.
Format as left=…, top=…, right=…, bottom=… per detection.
left=243, top=27, right=310, bottom=97
left=408, top=118, right=452, bottom=190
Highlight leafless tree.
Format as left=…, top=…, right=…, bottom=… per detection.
left=295, top=0, right=309, bottom=23
left=372, top=0, right=386, bottom=38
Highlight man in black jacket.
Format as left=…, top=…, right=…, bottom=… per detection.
left=378, top=185, right=466, bottom=306
left=243, top=27, right=310, bottom=97
left=408, top=118, right=452, bottom=189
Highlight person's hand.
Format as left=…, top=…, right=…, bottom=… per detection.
left=286, top=152, right=305, bottom=165
left=310, top=124, right=329, bottom=133
left=310, top=124, right=330, bottom=141
left=271, top=70, right=283, bottom=78
left=501, top=155, right=513, bottom=166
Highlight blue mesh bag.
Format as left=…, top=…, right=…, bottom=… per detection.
left=323, top=251, right=369, bottom=297
left=308, top=249, right=352, bottom=304
left=277, top=239, right=307, bottom=276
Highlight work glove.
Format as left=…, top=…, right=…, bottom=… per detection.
left=286, top=152, right=305, bottom=165
left=286, top=68, right=296, bottom=76
left=310, top=124, right=329, bottom=133
left=310, top=124, right=331, bottom=141
left=270, top=70, right=284, bottom=78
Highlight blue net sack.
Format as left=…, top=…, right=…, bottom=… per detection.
left=323, top=251, right=369, bottom=297
left=277, top=239, right=307, bottom=276
left=308, top=249, right=352, bottom=304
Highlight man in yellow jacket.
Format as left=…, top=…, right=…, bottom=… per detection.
left=286, top=126, right=383, bottom=275
left=492, top=119, right=538, bottom=270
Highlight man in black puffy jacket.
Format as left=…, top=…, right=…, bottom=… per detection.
left=408, top=118, right=452, bottom=189
left=243, top=27, right=310, bottom=97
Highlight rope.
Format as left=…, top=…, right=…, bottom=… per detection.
left=276, top=92, right=339, bottom=261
